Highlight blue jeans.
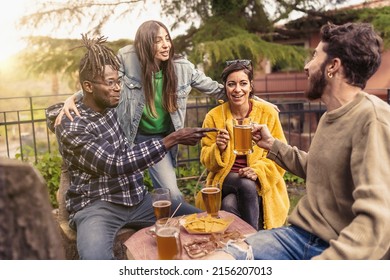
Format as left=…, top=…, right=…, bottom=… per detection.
left=135, top=133, right=183, bottom=203
left=224, top=225, right=329, bottom=260
left=70, top=193, right=200, bottom=259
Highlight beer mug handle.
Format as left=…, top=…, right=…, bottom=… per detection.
left=145, top=227, right=157, bottom=238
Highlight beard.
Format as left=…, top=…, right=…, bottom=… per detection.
left=305, top=62, right=328, bottom=101
left=94, top=93, right=119, bottom=112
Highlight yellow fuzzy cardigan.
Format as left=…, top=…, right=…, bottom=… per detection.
left=196, top=99, right=290, bottom=229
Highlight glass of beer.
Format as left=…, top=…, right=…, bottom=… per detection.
left=151, top=188, right=172, bottom=220
left=155, top=218, right=182, bottom=260
left=201, top=183, right=221, bottom=218
left=233, top=117, right=253, bottom=155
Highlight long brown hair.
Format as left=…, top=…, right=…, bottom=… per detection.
left=134, top=20, right=178, bottom=118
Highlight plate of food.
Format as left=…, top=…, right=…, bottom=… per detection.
left=183, top=230, right=246, bottom=258
left=181, top=213, right=234, bottom=234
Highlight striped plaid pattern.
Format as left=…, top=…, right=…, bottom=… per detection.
left=55, top=103, right=167, bottom=218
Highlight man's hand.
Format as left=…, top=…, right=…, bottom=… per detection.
left=252, top=124, right=275, bottom=151
left=163, top=127, right=219, bottom=149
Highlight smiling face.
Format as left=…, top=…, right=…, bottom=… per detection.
left=225, top=70, right=252, bottom=108
left=83, top=65, right=121, bottom=113
left=304, top=41, right=329, bottom=100
left=154, top=26, right=172, bottom=63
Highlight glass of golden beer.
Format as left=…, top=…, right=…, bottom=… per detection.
left=155, top=218, right=182, bottom=260
left=233, top=117, right=253, bottom=155
left=201, top=183, right=221, bottom=218
left=151, top=188, right=172, bottom=220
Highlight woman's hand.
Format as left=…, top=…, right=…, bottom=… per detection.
left=238, top=167, right=258, bottom=181
left=54, top=95, right=80, bottom=126
left=216, top=129, right=229, bottom=152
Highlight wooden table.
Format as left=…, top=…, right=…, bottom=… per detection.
left=124, top=211, right=257, bottom=260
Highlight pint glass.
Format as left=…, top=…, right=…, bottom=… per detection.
left=233, top=117, right=253, bottom=155
left=151, top=188, right=172, bottom=220
left=201, top=184, right=221, bottom=217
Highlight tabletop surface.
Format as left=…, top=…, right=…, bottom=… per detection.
left=124, top=211, right=257, bottom=260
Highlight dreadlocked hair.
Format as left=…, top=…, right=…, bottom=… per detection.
left=75, top=34, right=120, bottom=83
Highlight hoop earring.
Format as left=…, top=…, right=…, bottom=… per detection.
left=327, top=72, right=333, bottom=78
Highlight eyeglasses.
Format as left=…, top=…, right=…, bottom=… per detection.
left=91, top=79, right=122, bottom=89
left=225, top=59, right=252, bottom=67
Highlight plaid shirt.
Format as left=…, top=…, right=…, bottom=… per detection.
left=55, top=102, right=167, bottom=218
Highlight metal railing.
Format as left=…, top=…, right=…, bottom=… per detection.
left=1, top=89, right=389, bottom=179
left=0, top=94, right=72, bottom=161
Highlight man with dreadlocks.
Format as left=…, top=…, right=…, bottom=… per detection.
left=55, top=34, right=216, bottom=259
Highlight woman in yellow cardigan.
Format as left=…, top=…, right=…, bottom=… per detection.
left=197, top=60, right=289, bottom=230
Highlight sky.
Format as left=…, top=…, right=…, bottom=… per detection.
left=0, top=0, right=366, bottom=64
left=0, top=0, right=176, bottom=63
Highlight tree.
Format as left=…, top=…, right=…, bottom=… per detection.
left=18, top=0, right=390, bottom=84
left=18, top=36, right=131, bottom=88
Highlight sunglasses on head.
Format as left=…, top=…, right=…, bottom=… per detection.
left=225, top=59, right=252, bottom=67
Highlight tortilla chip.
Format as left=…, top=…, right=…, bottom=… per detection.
left=184, top=214, right=232, bottom=233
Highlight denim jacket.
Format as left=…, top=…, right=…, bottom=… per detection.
left=116, top=45, right=225, bottom=146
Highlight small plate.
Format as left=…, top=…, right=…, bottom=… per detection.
left=181, top=215, right=234, bottom=235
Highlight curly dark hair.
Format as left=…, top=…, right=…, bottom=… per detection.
left=75, top=34, right=120, bottom=83
left=320, top=22, right=383, bottom=89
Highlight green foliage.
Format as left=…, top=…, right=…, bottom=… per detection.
left=283, top=171, right=305, bottom=185
left=14, top=145, right=35, bottom=161
left=20, top=36, right=82, bottom=78
left=19, top=36, right=132, bottom=89
left=284, top=6, right=390, bottom=51
left=288, top=194, right=302, bottom=215
left=283, top=172, right=306, bottom=215
left=15, top=145, right=62, bottom=208
left=144, top=170, right=153, bottom=192
left=34, top=151, right=62, bottom=209
left=15, top=146, right=62, bottom=209
left=356, top=6, right=390, bottom=49
left=193, top=18, right=247, bottom=43
left=191, top=31, right=308, bottom=79
left=177, top=163, right=205, bottom=204
left=18, top=1, right=390, bottom=85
